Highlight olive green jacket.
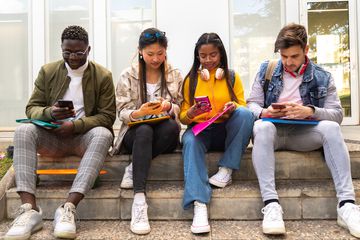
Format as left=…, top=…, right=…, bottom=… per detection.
left=26, top=60, right=116, bottom=134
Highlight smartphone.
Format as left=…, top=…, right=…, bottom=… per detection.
left=271, top=103, right=286, bottom=109
left=194, top=96, right=210, bottom=106
left=148, top=101, right=161, bottom=107
left=57, top=99, right=74, bottom=109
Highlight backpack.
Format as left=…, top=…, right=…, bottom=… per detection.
left=263, top=60, right=278, bottom=102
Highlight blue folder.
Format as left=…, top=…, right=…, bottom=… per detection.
left=262, top=118, right=319, bottom=125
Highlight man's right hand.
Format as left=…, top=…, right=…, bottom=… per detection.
left=261, top=104, right=286, bottom=118
left=50, top=103, right=76, bottom=120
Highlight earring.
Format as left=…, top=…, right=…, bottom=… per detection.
left=140, top=55, right=143, bottom=59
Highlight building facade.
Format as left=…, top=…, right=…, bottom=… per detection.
left=1, top=0, right=359, bottom=127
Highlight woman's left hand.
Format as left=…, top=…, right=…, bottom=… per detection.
left=223, top=101, right=237, bottom=113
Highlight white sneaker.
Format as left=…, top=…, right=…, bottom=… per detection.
left=5, top=203, right=43, bottom=240
left=261, top=202, right=286, bottom=235
left=53, top=202, right=77, bottom=239
left=120, top=163, right=133, bottom=189
left=337, top=202, right=360, bottom=238
left=191, top=201, right=210, bottom=234
left=209, top=167, right=232, bottom=188
left=130, top=202, right=151, bottom=235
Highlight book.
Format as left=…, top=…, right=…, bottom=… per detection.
left=16, top=118, right=61, bottom=129
left=262, top=117, right=319, bottom=125
left=192, top=105, right=232, bottom=136
left=127, top=115, right=171, bottom=127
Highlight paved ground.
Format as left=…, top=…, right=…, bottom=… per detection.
left=0, top=220, right=357, bottom=240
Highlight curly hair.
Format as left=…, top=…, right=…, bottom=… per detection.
left=61, top=25, right=88, bottom=45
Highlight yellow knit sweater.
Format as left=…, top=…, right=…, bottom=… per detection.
left=180, top=69, right=246, bottom=125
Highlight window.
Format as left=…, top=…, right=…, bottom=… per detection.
left=109, top=0, right=153, bottom=83
left=0, top=0, right=29, bottom=126
left=230, top=0, right=284, bottom=97
left=46, top=0, right=91, bottom=62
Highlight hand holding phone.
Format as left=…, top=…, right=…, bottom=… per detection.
left=194, top=96, right=211, bottom=112
left=57, top=99, right=74, bottom=109
left=51, top=99, right=75, bottom=120
left=271, top=103, right=286, bottom=109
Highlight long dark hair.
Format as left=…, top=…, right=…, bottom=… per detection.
left=138, top=28, right=172, bottom=103
left=182, top=33, right=238, bottom=105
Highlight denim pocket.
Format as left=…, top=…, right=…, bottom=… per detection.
left=310, top=86, right=327, bottom=99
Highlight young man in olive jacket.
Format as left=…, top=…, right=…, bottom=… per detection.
left=5, top=25, right=116, bottom=240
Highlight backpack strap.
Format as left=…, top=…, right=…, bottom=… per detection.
left=263, top=60, right=278, bottom=102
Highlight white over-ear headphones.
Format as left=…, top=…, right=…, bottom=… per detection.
left=199, top=67, right=224, bottom=81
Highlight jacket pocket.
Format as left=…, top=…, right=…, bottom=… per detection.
left=310, top=86, right=327, bottom=99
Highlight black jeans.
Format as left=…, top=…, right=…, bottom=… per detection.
left=123, top=119, right=179, bottom=193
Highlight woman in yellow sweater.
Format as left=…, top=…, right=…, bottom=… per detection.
left=180, top=33, right=254, bottom=234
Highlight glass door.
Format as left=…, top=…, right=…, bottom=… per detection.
left=301, top=0, right=359, bottom=124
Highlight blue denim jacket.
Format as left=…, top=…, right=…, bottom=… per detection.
left=261, top=60, right=330, bottom=108
left=247, top=59, right=343, bottom=123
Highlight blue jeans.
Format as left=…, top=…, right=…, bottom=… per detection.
left=182, top=107, right=254, bottom=209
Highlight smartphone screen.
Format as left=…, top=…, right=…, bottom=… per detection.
left=57, top=100, right=74, bottom=109
left=194, top=96, right=210, bottom=106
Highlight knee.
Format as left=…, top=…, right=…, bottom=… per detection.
left=182, top=130, right=199, bottom=147
left=317, top=120, right=342, bottom=140
left=88, top=127, right=113, bottom=143
left=14, top=124, right=38, bottom=140
left=135, top=124, right=153, bottom=139
left=253, top=120, right=276, bottom=140
left=231, top=107, right=254, bottom=124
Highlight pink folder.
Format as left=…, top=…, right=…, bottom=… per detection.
left=192, top=105, right=232, bottom=136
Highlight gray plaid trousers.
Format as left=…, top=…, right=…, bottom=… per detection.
left=13, top=124, right=113, bottom=195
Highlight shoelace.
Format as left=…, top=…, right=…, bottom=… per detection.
left=262, top=204, right=283, bottom=221
left=215, top=168, right=231, bottom=181
left=133, top=204, right=147, bottom=224
left=11, top=207, right=31, bottom=227
left=60, top=206, right=77, bottom=224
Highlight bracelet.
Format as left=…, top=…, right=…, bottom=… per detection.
left=167, top=102, right=173, bottom=112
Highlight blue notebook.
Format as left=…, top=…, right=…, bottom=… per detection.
left=16, top=119, right=61, bottom=129
left=262, top=118, right=319, bottom=125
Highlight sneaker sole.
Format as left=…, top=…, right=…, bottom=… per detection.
left=338, top=217, right=360, bottom=238
left=209, top=178, right=232, bottom=188
left=54, top=230, right=76, bottom=239
left=263, top=226, right=286, bottom=235
left=130, top=226, right=151, bottom=235
left=191, top=225, right=210, bottom=234
left=4, top=223, right=43, bottom=240
left=120, top=183, right=133, bottom=189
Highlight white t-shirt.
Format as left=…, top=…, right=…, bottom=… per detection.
left=63, top=61, right=88, bottom=119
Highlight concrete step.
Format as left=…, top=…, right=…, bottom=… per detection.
left=6, top=179, right=360, bottom=220
left=36, top=143, right=360, bottom=182
left=0, top=219, right=357, bottom=240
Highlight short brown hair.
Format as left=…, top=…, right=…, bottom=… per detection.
left=274, top=23, right=307, bottom=52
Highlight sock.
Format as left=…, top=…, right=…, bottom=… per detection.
left=134, top=192, right=146, bottom=204
left=339, top=200, right=355, bottom=208
left=264, top=199, right=279, bottom=206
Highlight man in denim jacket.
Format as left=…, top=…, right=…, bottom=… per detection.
left=247, top=23, right=360, bottom=238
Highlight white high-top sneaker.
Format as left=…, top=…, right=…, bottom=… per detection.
left=120, top=163, right=133, bottom=189
left=337, top=202, right=360, bottom=238
left=261, top=202, right=285, bottom=235
left=130, top=201, right=151, bottom=235
left=191, top=201, right=210, bottom=234
left=209, top=166, right=232, bottom=188
left=53, top=202, right=77, bottom=239
left=5, top=203, right=43, bottom=240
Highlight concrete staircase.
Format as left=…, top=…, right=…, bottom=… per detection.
left=5, top=142, right=360, bottom=221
